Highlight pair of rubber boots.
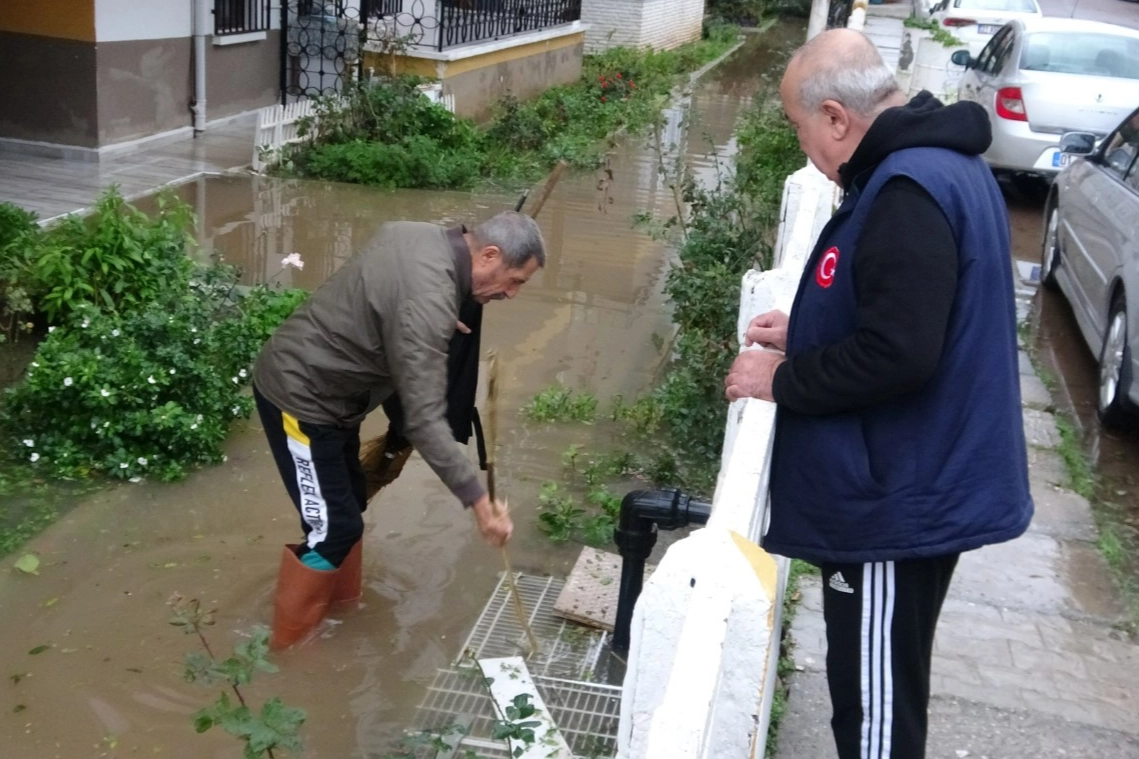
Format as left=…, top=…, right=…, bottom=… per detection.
left=269, top=541, right=362, bottom=650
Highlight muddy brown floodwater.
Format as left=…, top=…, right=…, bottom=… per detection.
left=0, top=25, right=803, bottom=759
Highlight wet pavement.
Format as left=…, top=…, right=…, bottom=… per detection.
left=0, top=26, right=803, bottom=759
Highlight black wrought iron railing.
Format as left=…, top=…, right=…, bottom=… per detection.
left=215, top=0, right=272, bottom=35
left=436, top=0, right=581, bottom=51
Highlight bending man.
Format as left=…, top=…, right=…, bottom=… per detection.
left=253, top=211, right=545, bottom=649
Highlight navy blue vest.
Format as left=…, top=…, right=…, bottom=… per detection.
left=765, top=147, right=1033, bottom=565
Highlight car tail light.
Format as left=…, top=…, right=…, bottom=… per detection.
left=943, top=17, right=977, bottom=27
left=995, top=87, right=1028, bottom=121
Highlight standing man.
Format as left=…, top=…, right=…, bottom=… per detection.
left=724, top=30, right=1033, bottom=759
left=254, top=211, right=545, bottom=649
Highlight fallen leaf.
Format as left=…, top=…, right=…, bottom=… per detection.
left=14, top=555, right=40, bottom=575
left=13, top=705, right=25, bottom=713
left=42, top=598, right=59, bottom=608
left=28, top=645, right=51, bottom=655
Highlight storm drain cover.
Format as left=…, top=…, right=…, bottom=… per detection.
left=408, top=573, right=623, bottom=758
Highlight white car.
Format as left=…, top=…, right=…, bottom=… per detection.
left=954, top=17, right=1139, bottom=176
left=930, top=0, right=1041, bottom=56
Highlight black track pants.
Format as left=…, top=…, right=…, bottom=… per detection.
left=820, top=554, right=959, bottom=759
left=255, top=386, right=366, bottom=568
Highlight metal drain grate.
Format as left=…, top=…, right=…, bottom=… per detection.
left=460, top=573, right=609, bottom=680
left=406, top=573, right=622, bottom=758
left=415, top=669, right=621, bottom=758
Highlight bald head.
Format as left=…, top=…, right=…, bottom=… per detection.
left=784, top=29, right=902, bottom=117
left=780, top=29, right=905, bottom=184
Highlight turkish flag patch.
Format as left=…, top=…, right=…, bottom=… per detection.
left=815, top=246, right=840, bottom=289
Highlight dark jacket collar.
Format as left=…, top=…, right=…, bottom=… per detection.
left=838, top=91, right=993, bottom=191
left=447, top=225, right=472, bottom=300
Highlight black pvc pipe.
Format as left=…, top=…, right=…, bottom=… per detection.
left=611, top=488, right=712, bottom=653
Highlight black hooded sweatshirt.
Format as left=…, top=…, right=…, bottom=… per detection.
left=772, top=92, right=996, bottom=415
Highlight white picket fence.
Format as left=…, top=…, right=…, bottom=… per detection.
left=251, top=84, right=455, bottom=172
left=252, top=100, right=315, bottom=172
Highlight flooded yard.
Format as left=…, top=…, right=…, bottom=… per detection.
left=0, top=25, right=801, bottom=758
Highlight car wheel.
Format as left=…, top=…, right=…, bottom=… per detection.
left=1098, top=294, right=1133, bottom=428
left=1040, top=202, right=1061, bottom=291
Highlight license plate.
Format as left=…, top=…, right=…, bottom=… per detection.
left=1051, top=151, right=1074, bottom=169
left=977, top=24, right=1001, bottom=34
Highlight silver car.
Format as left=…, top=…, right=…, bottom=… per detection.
left=1041, top=106, right=1139, bottom=426
left=954, top=18, right=1139, bottom=176
left=930, top=0, right=1041, bottom=57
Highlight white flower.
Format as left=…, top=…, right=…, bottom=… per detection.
left=111, top=329, right=120, bottom=337
left=103, top=421, right=110, bottom=427
left=100, top=389, right=110, bottom=397
left=281, top=252, right=305, bottom=270
left=31, top=362, right=38, bottom=368
left=29, top=453, right=40, bottom=463
left=48, top=327, right=56, bottom=333
left=81, top=319, right=90, bottom=328
left=232, top=407, right=240, bottom=415
left=190, top=327, right=197, bottom=333
left=190, top=423, right=198, bottom=430
left=238, top=369, right=247, bottom=378
left=222, top=455, right=229, bottom=462
left=129, top=477, right=142, bottom=483
left=196, top=414, right=203, bottom=423
left=137, top=457, right=148, bottom=466
left=120, top=462, right=128, bottom=469
left=22, top=439, right=34, bottom=447
left=231, top=377, right=239, bottom=384
left=169, top=369, right=176, bottom=375
left=193, top=339, right=201, bottom=345
left=63, top=377, right=73, bottom=387
left=147, top=376, right=157, bottom=384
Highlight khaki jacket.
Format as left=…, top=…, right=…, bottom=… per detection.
left=253, top=222, right=484, bottom=506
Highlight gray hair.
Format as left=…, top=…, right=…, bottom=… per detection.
left=792, top=33, right=901, bottom=117
left=471, top=211, right=546, bottom=269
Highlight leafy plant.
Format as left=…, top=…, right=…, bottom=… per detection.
left=521, top=385, right=598, bottom=423
left=537, top=482, right=584, bottom=542
left=491, top=693, right=542, bottom=757
left=0, top=189, right=306, bottom=482
left=169, top=594, right=305, bottom=759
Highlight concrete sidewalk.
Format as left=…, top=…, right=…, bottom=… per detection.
left=0, top=114, right=255, bottom=223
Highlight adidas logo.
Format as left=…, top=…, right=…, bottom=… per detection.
left=828, top=571, right=854, bottom=594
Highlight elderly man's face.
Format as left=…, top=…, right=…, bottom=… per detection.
left=471, top=246, right=540, bottom=304
left=780, top=67, right=848, bottom=185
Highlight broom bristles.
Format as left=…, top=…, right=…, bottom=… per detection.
left=360, top=432, right=414, bottom=502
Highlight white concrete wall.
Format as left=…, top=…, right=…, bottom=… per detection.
left=617, top=163, right=839, bottom=759
left=94, top=0, right=283, bottom=41
left=581, top=0, right=705, bottom=54
left=96, top=0, right=191, bottom=41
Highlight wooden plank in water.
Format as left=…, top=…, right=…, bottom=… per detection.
left=478, top=657, right=573, bottom=759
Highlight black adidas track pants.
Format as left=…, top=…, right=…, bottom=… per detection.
left=819, top=554, right=959, bottom=759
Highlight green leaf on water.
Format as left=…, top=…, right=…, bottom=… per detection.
left=14, top=554, right=40, bottom=575
left=28, top=645, right=51, bottom=655
left=13, top=704, right=26, bottom=713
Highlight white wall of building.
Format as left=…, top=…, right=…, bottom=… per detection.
left=581, top=0, right=705, bottom=54
left=95, top=0, right=283, bottom=42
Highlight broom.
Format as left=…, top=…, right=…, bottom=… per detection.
left=360, top=160, right=568, bottom=502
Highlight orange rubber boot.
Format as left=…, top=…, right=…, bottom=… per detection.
left=270, top=545, right=337, bottom=650
left=331, top=540, right=362, bottom=607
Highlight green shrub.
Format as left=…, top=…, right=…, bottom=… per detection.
left=278, top=29, right=742, bottom=189
left=0, top=190, right=306, bottom=482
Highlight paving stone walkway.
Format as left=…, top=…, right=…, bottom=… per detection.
left=0, top=115, right=255, bottom=222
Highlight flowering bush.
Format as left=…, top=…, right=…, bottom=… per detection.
left=0, top=191, right=306, bottom=482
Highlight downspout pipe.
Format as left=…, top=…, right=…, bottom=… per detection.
left=611, top=488, right=712, bottom=653
left=192, top=0, right=210, bottom=134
